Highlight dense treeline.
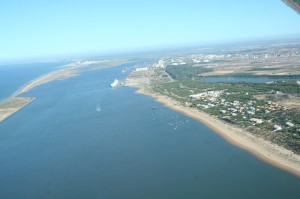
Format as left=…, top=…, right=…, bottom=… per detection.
left=166, top=64, right=212, bottom=80
left=247, top=68, right=279, bottom=71
left=158, top=80, right=300, bottom=95
left=207, top=73, right=300, bottom=78
left=238, top=81, right=300, bottom=94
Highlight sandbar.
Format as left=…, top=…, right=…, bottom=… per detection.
left=0, top=59, right=133, bottom=123
left=0, top=97, right=35, bottom=122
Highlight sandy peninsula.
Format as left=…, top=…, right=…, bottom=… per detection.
left=0, top=97, right=35, bottom=122
left=135, top=86, right=300, bottom=177
left=17, top=68, right=79, bottom=95
left=0, top=62, right=81, bottom=123
left=0, top=59, right=132, bottom=123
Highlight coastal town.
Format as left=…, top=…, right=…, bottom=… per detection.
left=126, top=40, right=300, bottom=155
left=136, top=39, right=300, bottom=78
left=2, top=0, right=300, bottom=197
left=188, top=88, right=298, bottom=133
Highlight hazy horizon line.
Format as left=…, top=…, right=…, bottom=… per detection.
left=1, top=34, right=300, bottom=65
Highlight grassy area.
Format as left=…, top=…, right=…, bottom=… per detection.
left=247, top=67, right=280, bottom=71
left=155, top=80, right=300, bottom=95
left=166, top=64, right=212, bottom=80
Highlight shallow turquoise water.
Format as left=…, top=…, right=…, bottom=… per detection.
left=0, top=63, right=300, bottom=198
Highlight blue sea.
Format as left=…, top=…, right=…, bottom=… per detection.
left=0, top=62, right=300, bottom=199
left=0, top=61, right=69, bottom=102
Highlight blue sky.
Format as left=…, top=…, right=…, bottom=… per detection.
left=0, top=0, right=299, bottom=62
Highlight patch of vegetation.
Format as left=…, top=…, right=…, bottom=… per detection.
left=156, top=80, right=300, bottom=95
left=153, top=79, right=300, bottom=153
left=205, top=73, right=255, bottom=77
left=293, top=0, right=300, bottom=6
left=247, top=67, right=280, bottom=71
left=206, top=73, right=300, bottom=78
left=166, top=64, right=212, bottom=80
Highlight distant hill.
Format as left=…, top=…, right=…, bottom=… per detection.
left=283, top=0, right=300, bottom=14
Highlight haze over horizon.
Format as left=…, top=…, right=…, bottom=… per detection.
left=1, top=0, right=300, bottom=62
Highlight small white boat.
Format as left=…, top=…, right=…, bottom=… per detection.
left=96, top=105, right=101, bottom=112
left=111, top=79, right=124, bottom=88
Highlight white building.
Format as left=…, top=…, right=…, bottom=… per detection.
left=153, top=59, right=165, bottom=68
left=250, top=118, right=263, bottom=124
left=286, top=122, right=295, bottom=127
left=189, top=90, right=224, bottom=100
left=273, top=125, right=282, bottom=132
left=135, top=67, right=148, bottom=72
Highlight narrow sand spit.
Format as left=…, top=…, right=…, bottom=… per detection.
left=0, top=59, right=132, bottom=123
left=0, top=97, right=35, bottom=122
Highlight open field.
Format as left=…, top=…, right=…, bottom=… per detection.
left=199, top=54, right=300, bottom=77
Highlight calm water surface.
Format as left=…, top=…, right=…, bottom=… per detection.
left=0, top=63, right=300, bottom=199
left=0, top=61, right=69, bottom=101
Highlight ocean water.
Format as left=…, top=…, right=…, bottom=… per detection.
left=0, top=61, right=69, bottom=102
left=0, top=63, right=300, bottom=199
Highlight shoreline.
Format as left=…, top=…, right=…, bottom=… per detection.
left=16, top=68, right=79, bottom=96
left=0, top=65, right=80, bottom=123
left=136, top=86, right=300, bottom=178
left=0, top=97, right=35, bottom=123
left=0, top=59, right=133, bottom=123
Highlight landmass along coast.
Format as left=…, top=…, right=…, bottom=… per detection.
left=135, top=86, right=300, bottom=178
left=125, top=63, right=300, bottom=178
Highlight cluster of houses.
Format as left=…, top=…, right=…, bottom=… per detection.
left=189, top=90, right=296, bottom=132
left=191, top=54, right=231, bottom=64
left=159, top=57, right=187, bottom=66
left=153, top=59, right=165, bottom=68
left=135, top=67, right=148, bottom=72
left=188, top=49, right=292, bottom=64
left=189, top=90, right=224, bottom=101
left=135, top=59, right=166, bottom=72
left=257, top=101, right=280, bottom=113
